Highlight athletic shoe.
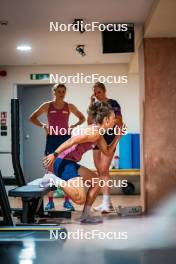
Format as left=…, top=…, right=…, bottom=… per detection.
left=80, top=215, right=103, bottom=224
left=93, top=204, right=104, bottom=212
left=45, top=201, right=55, bottom=211
left=94, top=203, right=115, bottom=214
left=53, top=188, right=64, bottom=198
left=63, top=200, right=75, bottom=211
left=40, top=173, right=61, bottom=188
left=101, top=204, right=115, bottom=214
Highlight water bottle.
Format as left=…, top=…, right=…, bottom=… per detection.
left=112, top=155, right=119, bottom=169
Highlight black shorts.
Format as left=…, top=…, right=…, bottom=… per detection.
left=45, top=135, right=71, bottom=155
left=94, top=133, right=116, bottom=150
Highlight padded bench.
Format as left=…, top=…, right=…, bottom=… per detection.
left=9, top=184, right=53, bottom=224
left=8, top=182, right=71, bottom=224
left=9, top=185, right=51, bottom=198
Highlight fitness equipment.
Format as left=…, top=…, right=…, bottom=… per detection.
left=0, top=170, right=13, bottom=226
left=117, top=205, right=142, bottom=216
left=1, top=99, right=71, bottom=224
left=11, top=99, right=25, bottom=187
left=0, top=169, right=68, bottom=245
left=0, top=170, right=67, bottom=245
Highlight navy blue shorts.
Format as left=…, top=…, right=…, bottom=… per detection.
left=45, top=135, right=71, bottom=155
left=53, top=157, right=81, bottom=181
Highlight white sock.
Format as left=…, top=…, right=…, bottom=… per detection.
left=102, top=195, right=110, bottom=207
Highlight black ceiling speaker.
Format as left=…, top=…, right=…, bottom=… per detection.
left=102, top=23, right=134, bottom=53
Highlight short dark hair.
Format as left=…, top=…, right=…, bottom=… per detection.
left=87, top=102, right=112, bottom=124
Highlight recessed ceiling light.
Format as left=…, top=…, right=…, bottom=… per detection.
left=16, top=45, right=32, bottom=51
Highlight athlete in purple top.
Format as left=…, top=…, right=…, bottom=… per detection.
left=88, top=82, right=123, bottom=214
left=43, top=102, right=123, bottom=224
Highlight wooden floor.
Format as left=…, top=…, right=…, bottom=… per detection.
left=53, top=195, right=141, bottom=211
left=9, top=194, right=142, bottom=230
left=9, top=194, right=141, bottom=212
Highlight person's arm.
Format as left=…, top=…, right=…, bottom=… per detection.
left=56, top=133, right=97, bottom=155
left=43, top=127, right=99, bottom=168
left=68, top=104, right=85, bottom=128
left=87, top=115, right=94, bottom=125
left=112, top=99, right=123, bottom=128
left=115, top=115, right=123, bottom=128
left=28, top=102, right=49, bottom=132
left=96, top=130, right=122, bottom=156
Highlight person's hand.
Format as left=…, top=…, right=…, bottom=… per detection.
left=121, top=123, right=127, bottom=135
left=114, top=122, right=127, bottom=136
left=117, top=122, right=127, bottom=135
left=115, top=116, right=123, bottom=128
left=90, top=94, right=96, bottom=104
left=43, top=154, right=55, bottom=170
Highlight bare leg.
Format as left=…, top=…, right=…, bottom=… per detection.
left=93, top=150, right=102, bottom=176
left=56, top=176, right=86, bottom=205
left=42, top=167, right=98, bottom=206
left=79, top=166, right=101, bottom=207
left=58, top=166, right=103, bottom=223
left=45, top=166, right=54, bottom=210
left=48, top=191, right=54, bottom=198
left=59, top=166, right=100, bottom=206
left=92, top=150, right=103, bottom=211
left=100, top=151, right=114, bottom=195
left=45, top=159, right=74, bottom=210
left=43, top=165, right=104, bottom=223
left=93, top=150, right=114, bottom=212
left=77, top=166, right=104, bottom=223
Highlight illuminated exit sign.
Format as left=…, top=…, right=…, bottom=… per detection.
left=30, top=73, right=50, bottom=80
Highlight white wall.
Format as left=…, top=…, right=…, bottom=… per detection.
left=0, top=64, right=140, bottom=176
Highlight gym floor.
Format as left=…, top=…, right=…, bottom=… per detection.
left=2, top=195, right=176, bottom=264
left=9, top=194, right=141, bottom=225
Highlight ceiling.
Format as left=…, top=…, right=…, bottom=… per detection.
left=145, top=0, right=176, bottom=37
left=0, top=0, right=154, bottom=65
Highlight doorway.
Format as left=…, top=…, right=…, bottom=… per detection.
left=17, top=84, right=52, bottom=182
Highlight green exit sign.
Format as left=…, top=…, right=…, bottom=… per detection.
left=30, top=73, right=50, bottom=80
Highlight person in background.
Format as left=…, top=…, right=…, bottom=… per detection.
left=88, top=82, right=123, bottom=213
left=29, top=83, right=85, bottom=211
